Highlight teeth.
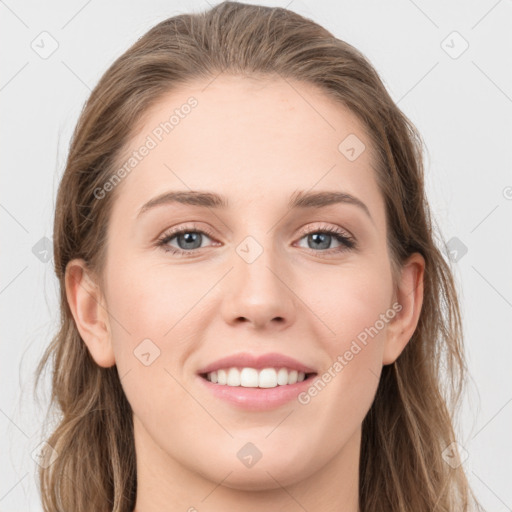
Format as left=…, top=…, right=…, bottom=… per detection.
left=205, top=367, right=307, bottom=388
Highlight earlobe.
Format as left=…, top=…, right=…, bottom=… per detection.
left=382, top=252, right=425, bottom=366
left=65, top=259, right=116, bottom=368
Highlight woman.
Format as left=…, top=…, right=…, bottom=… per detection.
left=34, top=2, right=484, bottom=510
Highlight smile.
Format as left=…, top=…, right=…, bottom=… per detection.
left=202, top=367, right=316, bottom=388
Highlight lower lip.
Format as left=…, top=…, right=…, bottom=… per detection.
left=196, top=374, right=316, bottom=411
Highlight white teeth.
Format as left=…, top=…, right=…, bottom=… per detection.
left=204, top=367, right=307, bottom=388
left=240, top=368, right=259, bottom=387
left=227, top=368, right=240, bottom=386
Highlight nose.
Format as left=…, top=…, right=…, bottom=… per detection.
left=220, top=237, right=297, bottom=331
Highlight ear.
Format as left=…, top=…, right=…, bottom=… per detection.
left=382, top=252, right=425, bottom=366
left=65, top=259, right=115, bottom=368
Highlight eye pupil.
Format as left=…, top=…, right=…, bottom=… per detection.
left=309, top=233, right=331, bottom=250
left=179, top=232, right=202, bottom=249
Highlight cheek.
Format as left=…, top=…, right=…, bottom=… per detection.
left=311, top=260, right=393, bottom=350
left=105, top=256, right=208, bottom=346
left=103, top=258, right=201, bottom=424
left=304, top=262, right=393, bottom=408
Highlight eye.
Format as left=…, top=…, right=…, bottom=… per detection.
left=156, top=223, right=217, bottom=257
left=295, top=224, right=356, bottom=255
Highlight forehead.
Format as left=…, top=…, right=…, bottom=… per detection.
left=110, top=74, right=383, bottom=221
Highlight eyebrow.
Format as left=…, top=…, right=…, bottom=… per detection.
left=137, top=189, right=373, bottom=222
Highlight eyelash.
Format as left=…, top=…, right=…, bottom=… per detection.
left=156, top=223, right=357, bottom=258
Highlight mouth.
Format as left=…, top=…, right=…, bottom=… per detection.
left=198, top=368, right=318, bottom=388
left=196, top=367, right=319, bottom=410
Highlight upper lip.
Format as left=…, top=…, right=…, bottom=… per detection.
left=196, top=352, right=318, bottom=375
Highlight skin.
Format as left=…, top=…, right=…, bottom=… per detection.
left=66, top=75, right=424, bottom=512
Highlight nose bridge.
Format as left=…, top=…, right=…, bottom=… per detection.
left=235, top=231, right=285, bottom=295
left=231, top=206, right=281, bottom=273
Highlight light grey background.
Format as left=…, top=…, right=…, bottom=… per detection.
left=1, top=1, right=511, bottom=510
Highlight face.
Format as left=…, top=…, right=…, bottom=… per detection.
left=95, top=75, right=405, bottom=490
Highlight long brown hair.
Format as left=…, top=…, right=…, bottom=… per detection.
left=34, top=2, right=483, bottom=510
